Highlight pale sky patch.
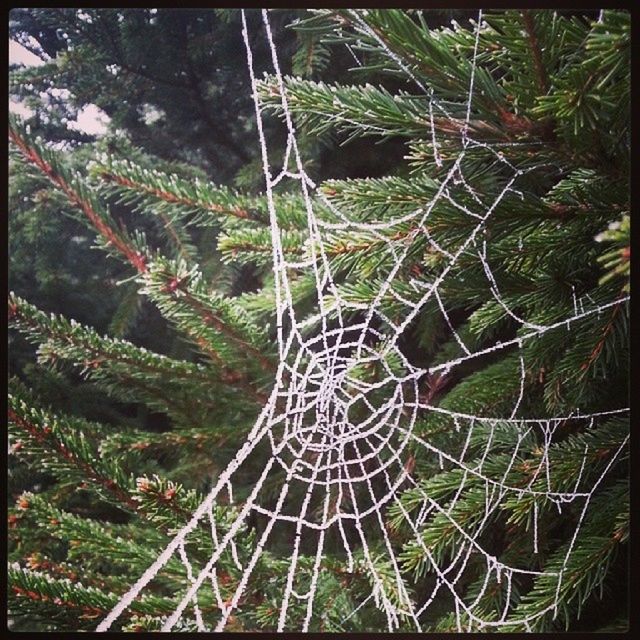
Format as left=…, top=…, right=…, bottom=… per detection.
left=9, top=38, right=111, bottom=136
left=70, top=104, right=110, bottom=136
left=9, top=39, right=47, bottom=66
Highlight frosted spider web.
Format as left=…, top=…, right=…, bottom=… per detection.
left=96, top=9, right=629, bottom=633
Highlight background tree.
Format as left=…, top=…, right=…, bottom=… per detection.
left=9, top=8, right=413, bottom=183
left=8, top=8, right=629, bottom=632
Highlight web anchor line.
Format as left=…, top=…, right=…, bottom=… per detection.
left=96, top=9, right=629, bottom=632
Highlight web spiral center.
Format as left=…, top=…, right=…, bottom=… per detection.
left=271, top=341, right=418, bottom=488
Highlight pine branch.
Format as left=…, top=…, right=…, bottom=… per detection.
left=21, top=554, right=127, bottom=594
left=520, top=11, right=549, bottom=96
left=158, top=209, right=199, bottom=263
left=9, top=120, right=276, bottom=393
left=392, top=417, right=628, bottom=574
left=219, top=228, right=306, bottom=266
left=9, top=565, right=176, bottom=629
left=340, top=9, right=506, bottom=115
left=98, top=427, right=235, bottom=461
left=7, top=294, right=260, bottom=422
left=8, top=119, right=148, bottom=273
left=21, top=494, right=189, bottom=586
left=9, top=409, right=250, bottom=571
left=9, top=294, right=219, bottom=388
left=8, top=400, right=138, bottom=512
left=143, top=258, right=277, bottom=380
left=505, top=481, right=628, bottom=631
left=95, top=156, right=314, bottom=232
left=578, top=291, right=627, bottom=375
left=97, top=159, right=269, bottom=224
left=258, top=76, right=509, bottom=142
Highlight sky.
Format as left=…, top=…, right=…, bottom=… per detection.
left=9, top=39, right=110, bottom=136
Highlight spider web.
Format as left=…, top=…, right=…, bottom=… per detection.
left=96, top=9, right=629, bottom=633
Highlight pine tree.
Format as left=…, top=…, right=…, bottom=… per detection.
left=8, top=9, right=629, bottom=632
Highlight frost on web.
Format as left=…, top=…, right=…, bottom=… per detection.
left=96, top=9, right=629, bottom=633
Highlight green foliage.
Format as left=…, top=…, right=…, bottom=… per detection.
left=10, top=8, right=274, bottom=179
left=595, top=214, right=630, bottom=291
left=8, top=8, right=628, bottom=633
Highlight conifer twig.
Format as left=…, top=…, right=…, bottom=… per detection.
left=100, top=170, right=268, bottom=223
left=9, top=127, right=148, bottom=273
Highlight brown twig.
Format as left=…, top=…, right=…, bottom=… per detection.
left=580, top=294, right=626, bottom=374
left=8, top=408, right=139, bottom=511
left=100, top=171, right=267, bottom=223
left=9, top=128, right=148, bottom=273
left=521, top=11, right=549, bottom=95
left=174, top=284, right=276, bottom=374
